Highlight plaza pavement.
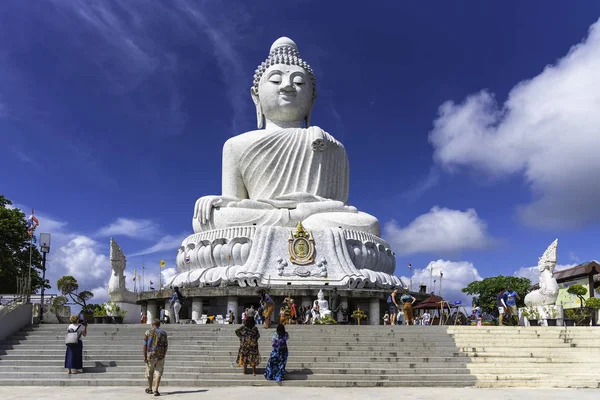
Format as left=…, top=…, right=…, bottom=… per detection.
left=0, top=387, right=598, bottom=400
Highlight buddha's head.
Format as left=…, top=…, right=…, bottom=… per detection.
left=318, top=289, right=324, bottom=300
left=252, top=37, right=317, bottom=129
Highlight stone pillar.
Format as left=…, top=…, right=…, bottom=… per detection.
left=146, top=300, right=157, bottom=325
left=192, top=298, right=203, bottom=321
left=369, top=298, right=380, bottom=326
left=226, top=296, right=239, bottom=324
left=338, top=296, right=348, bottom=322
left=163, top=300, right=171, bottom=321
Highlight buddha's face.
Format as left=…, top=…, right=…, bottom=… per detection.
left=255, top=64, right=314, bottom=123
left=318, top=291, right=324, bottom=300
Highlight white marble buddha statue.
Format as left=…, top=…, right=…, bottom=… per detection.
left=316, top=289, right=332, bottom=318
left=193, top=37, right=380, bottom=236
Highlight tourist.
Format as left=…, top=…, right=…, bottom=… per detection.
left=387, top=288, right=400, bottom=325
left=311, top=300, right=321, bottom=324
left=264, top=324, right=289, bottom=383
left=422, top=311, right=431, bottom=326
left=242, top=309, right=247, bottom=325
left=143, top=318, right=168, bottom=396
left=473, top=304, right=482, bottom=327
left=396, top=309, right=405, bottom=326
left=235, top=316, right=261, bottom=376
left=383, top=311, right=390, bottom=325
left=228, top=310, right=235, bottom=324
left=65, top=314, right=87, bottom=375
left=279, top=306, right=286, bottom=324
left=290, top=299, right=297, bottom=324
left=504, top=286, right=520, bottom=324
left=497, top=288, right=507, bottom=325
left=247, top=305, right=256, bottom=318
left=140, top=311, right=147, bottom=324
left=169, top=286, right=185, bottom=324
left=258, top=289, right=275, bottom=329
left=400, top=290, right=416, bottom=325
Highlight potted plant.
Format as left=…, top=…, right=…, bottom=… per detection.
left=522, top=306, right=541, bottom=326
left=51, top=296, right=70, bottom=323
left=101, top=303, right=113, bottom=324
left=340, top=306, right=350, bottom=324
left=81, top=304, right=95, bottom=324
left=585, top=297, right=600, bottom=326
left=567, top=284, right=590, bottom=325
left=93, top=307, right=106, bottom=324
left=351, top=308, right=368, bottom=325
left=543, top=306, right=559, bottom=326
left=114, top=305, right=127, bottom=324
left=316, top=315, right=337, bottom=325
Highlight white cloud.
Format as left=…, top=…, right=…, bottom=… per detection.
left=129, top=234, right=187, bottom=257
left=161, top=268, right=178, bottom=286
left=52, top=236, right=108, bottom=281
left=514, top=263, right=577, bottom=284
left=403, top=259, right=482, bottom=307
left=429, top=18, right=600, bottom=229
left=96, top=218, right=159, bottom=239
left=383, top=206, right=492, bottom=255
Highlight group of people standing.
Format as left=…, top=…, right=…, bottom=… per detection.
left=387, top=288, right=417, bottom=325
left=234, top=289, right=290, bottom=383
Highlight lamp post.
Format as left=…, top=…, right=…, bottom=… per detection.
left=39, top=233, right=51, bottom=323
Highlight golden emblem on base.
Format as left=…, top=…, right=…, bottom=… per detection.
left=288, top=221, right=315, bottom=265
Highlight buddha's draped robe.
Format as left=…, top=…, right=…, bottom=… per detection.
left=238, top=126, right=349, bottom=208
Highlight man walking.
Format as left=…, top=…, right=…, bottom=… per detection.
left=143, top=318, right=168, bottom=396
left=497, top=288, right=507, bottom=325
left=504, top=286, right=520, bottom=325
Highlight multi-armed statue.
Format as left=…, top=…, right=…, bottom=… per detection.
left=168, top=37, right=402, bottom=289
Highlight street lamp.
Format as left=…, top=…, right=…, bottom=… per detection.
left=39, top=233, right=51, bottom=323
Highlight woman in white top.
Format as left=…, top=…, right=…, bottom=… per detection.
left=65, top=314, right=87, bottom=374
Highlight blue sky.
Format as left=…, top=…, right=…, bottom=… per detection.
left=2, top=1, right=600, bottom=305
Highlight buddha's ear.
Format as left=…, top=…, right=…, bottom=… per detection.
left=251, top=87, right=263, bottom=129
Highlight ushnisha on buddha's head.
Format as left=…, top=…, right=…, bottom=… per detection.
left=251, top=37, right=317, bottom=129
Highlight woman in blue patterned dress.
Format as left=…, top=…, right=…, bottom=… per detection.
left=264, top=324, right=289, bottom=383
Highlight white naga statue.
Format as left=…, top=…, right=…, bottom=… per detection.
left=168, top=37, right=403, bottom=289
left=524, top=239, right=559, bottom=306
left=108, top=238, right=136, bottom=303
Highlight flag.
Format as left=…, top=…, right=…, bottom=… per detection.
left=160, top=260, right=166, bottom=268
left=150, top=280, right=154, bottom=285
left=26, top=209, right=39, bottom=236
left=408, top=262, right=412, bottom=270
left=142, top=264, right=145, bottom=271
left=440, top=271, right=444, bottom=278
left=133, top=276, right=136, bottom=281
left=133, top=268, right=137, bottom=281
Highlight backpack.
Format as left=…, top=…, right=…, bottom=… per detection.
left=65, top=325, right=81, bottom=346
left=387, top=295, right=393, bottom=304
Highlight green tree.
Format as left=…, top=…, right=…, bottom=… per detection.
left=462, top=275, right=531, bottom=314
left=56, top=275, right=94, bottom=311
left=567, top=284, right=588, bottom=310
left=0, top=195, right=48, bottom=293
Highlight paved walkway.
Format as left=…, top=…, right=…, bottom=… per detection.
left=0, top=387, right=598, bottom=400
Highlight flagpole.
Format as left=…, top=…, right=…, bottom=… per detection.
left=27, top=234, right=32, bottom=303
left=142, top=265, right=145, bottom=292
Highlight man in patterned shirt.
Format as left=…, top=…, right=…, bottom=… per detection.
left=143, top=318, right=168, bottom=396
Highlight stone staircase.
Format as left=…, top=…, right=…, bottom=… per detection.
left=0, top=324, right=598, bottom=388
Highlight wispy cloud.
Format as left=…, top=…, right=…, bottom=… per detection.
left=401, top=166, right=441, bottom=202
left=96, top=218, right=160, bottom=239
left=11, top=146, right=43, bottom=171
left=129, top=233, right=188, bottom=257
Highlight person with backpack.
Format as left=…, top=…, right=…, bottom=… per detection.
left=387, top=288, right=400, bottom=325
left=65, top=314, right=87, bottom=374
left=169, top=287, right=185, bottom=324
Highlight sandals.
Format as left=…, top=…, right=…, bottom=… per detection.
left=154, top=391, right=161, bottom=396
left=145, top=388, right=153, bottom=394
